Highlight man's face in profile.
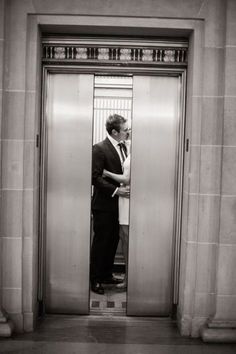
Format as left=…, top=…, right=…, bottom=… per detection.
left=117, top=122, right=129, bottom=141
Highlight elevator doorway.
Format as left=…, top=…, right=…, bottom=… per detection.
left=39, top=70, right=185, bottom=317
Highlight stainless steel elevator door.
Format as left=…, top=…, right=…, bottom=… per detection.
left=127, top=75, right=180, bottom=316
left=45, top=74, right=93, bottom=314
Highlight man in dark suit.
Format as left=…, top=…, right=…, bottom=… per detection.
left=90, top=114, right=130, bottom=294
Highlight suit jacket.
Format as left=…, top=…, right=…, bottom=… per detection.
left=92, top=137, right=123, bottom=212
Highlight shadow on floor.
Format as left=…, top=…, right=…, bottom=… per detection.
left=0, top=315, right=236, bottom=354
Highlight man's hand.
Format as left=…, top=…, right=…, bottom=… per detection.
left=116, top=185, right=130, bottom=198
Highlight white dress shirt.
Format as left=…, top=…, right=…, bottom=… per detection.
left=107, top=133, right=128, bottom=197
left=107, top=133, right=127, bottom=164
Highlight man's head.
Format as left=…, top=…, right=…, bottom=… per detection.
left=106, top=114, right=129, bottom=142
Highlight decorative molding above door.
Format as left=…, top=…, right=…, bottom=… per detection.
left=42, top=37, right=188, bottom=66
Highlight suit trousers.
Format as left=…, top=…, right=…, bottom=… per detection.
left=90, top=209, right=120, bottom=282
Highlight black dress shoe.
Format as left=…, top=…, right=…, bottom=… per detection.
left=91, top=282, right=104, bottom=295
left=102, top=276, right=123, bottom=285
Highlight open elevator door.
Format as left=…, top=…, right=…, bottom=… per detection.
left=127, top=75, right=181, bottom=316
left=41, top=72, right=183, bottom=316
left=43, top=73, right=93, bottom=314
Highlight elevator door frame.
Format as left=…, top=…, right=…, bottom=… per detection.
left=39, top=64, right=186, bottom=315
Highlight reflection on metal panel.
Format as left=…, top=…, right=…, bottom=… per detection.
left=93, top=76, right=132, bottom=143
left=128, top=75, right=180, bottom=316
left=45, top=74, right=93, bottom=314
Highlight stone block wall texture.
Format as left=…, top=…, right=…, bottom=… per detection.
left=0, top=0, right=4, bottom=318
left=216, top=0, right=236, bottom=321
left=0, top=0, right=235, bottom=339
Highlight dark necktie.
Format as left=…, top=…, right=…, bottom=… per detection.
left=118, top=142, right=127, bottom=163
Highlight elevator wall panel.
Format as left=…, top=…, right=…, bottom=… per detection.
left=45, top=74, right=93, bottom=314
left=127, top=76, right=180, bottom=316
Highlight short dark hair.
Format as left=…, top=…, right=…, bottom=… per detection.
left=106, top=114, right=127, bottom=135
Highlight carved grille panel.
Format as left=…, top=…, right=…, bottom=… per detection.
left=42, top=42, right=188, bottom=66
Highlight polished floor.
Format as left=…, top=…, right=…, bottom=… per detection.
left=1, top=314, right=236, bottom=354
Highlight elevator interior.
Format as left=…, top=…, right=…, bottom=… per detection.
left=39, top=68, right=185, bottom=317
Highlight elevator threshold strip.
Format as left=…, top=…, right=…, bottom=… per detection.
left=90, top=299, right=126, bottom=315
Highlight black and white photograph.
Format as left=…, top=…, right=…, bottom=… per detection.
left=0, top=0, right=236, bottom=353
